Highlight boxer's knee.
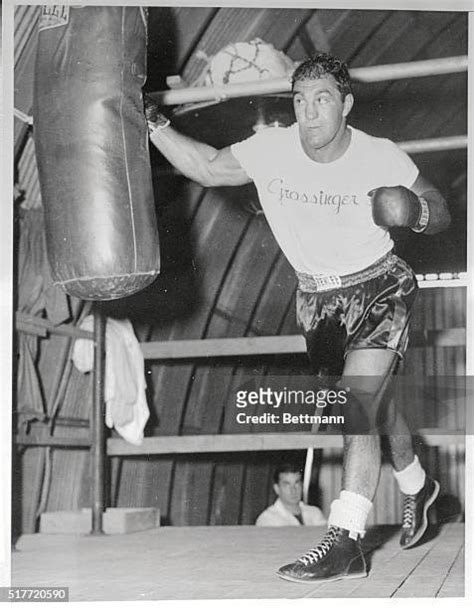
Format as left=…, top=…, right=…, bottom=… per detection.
left=338, top=373, right=395, bottom=435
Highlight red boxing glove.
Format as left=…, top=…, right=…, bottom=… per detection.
left=369, top=186, right=421, bottom=228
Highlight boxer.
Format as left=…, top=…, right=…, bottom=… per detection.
left=145, top=52, right=450, bottom=582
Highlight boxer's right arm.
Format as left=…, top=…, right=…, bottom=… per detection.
left=150, top=126, right=251, bottom=188
left=145, top=94, right=251, bottom=187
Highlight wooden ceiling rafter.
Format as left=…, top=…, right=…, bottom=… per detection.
left=344, top=11, right=395, bottom=65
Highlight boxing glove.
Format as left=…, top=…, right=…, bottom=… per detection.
left=143, top=92, right=170, bottom=132
left=369, top=186, right=421, bottom=228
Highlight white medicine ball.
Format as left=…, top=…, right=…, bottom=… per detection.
left=204, top=39, right=295, bottom=86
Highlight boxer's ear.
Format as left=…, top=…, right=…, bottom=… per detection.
left=343, top=93, right=354, bottom=117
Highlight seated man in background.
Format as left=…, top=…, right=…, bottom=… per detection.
left=256, top=463, right=326, bottom=526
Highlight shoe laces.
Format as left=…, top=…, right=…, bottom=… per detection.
left=297, top=526, right=341, bottom=565
left=402, top=495, right=416, bottom=527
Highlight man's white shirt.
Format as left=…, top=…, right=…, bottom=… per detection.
left=255, top=498, right=326, bottom=527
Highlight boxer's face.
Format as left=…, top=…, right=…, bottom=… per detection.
left=274, top=472, right=303, bottom=508
left=293, top=75, right=353, bottom=162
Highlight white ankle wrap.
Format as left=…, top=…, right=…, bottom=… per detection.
left=327, top=490, right=373, bottom=538
left=393, top=455, right=426, bottom=495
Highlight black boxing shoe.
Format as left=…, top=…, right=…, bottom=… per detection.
left=276, top=526, right=367, bottom=584
left=400, top=476, right=440, bottom=549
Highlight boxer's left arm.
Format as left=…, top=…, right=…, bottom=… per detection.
left=369, top=174, right=451, bottom=235
left=408, top=175, right=451, bottom=234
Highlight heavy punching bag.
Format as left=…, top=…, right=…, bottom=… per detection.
left=33, top=6, right=160, bottom=300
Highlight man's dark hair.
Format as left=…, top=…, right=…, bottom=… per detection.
left=291, top=52, right=352, bottom=100
left=273, top=463, right=303, bottom=485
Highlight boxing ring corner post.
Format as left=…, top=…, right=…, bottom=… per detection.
left=91, top=307, right=106, bottom=535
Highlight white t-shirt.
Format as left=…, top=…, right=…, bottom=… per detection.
left=231, top=124, right=419, bottom=276
left=255, top=498, right=326, bottom=527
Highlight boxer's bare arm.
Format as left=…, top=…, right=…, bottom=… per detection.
left=150, top=126, right=251, bottom=188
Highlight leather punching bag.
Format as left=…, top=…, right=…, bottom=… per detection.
left=33, top=6, right=160, bottom=300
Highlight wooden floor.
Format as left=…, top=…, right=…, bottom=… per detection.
left=12, top=523, right=464, bottom=601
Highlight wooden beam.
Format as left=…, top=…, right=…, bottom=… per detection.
left=15, top=435, right=91, bottom=448
left=350, top=55, right=468, bottom=83
left=107, top=430, right=465, bottom=456
left=14, top=430, right=465, bottom=452
left=418, top=278, right=467, bottom=289
left=140, top=335, right=306, bottom=359
left=15, top=320, right=48, bottom=337
left=107, top=433, right=342, bottom=456
left=432, top=328, right=466, bottom=347
left=15, top=312, right=94, bottom=340
left=151, top=56, right=467, bottom=106
left=400, top=135, right=467, bottom=154
left=410, top=328, right=466, bottom=348
left=140, top=328, right=465, bottom=360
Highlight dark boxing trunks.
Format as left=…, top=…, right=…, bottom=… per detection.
left=296, top=252, right=418, bottom=378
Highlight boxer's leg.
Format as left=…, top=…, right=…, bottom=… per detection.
left=277, top=348, right=395, bottom=584
left=278, top=257, right=435, bottom=583
left=384, top=400, right=439, bottom=548
left=337, top=350, right=438, bottom=549
left=339, top=348, right=398, bottom=501
left=383, top=401, right=416, bottom=471
left=378, top=391, right=439, bottom=548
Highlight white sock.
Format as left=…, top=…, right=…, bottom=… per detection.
left=327, top=490, right=373, bottom=539
left=393, top=455, right=426, bottom=495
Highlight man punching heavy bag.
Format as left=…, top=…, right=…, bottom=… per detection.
left=33, top=6, right=160, bottom=300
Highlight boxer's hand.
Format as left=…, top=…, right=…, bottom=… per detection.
left=143, top=92, right=170, bottom=132
left=368, top=185, right=421, bottom=228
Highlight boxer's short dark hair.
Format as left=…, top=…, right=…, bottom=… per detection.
left=292, top=52, right=352, bottom=100
left=273, top=463, right=303, bottom=485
